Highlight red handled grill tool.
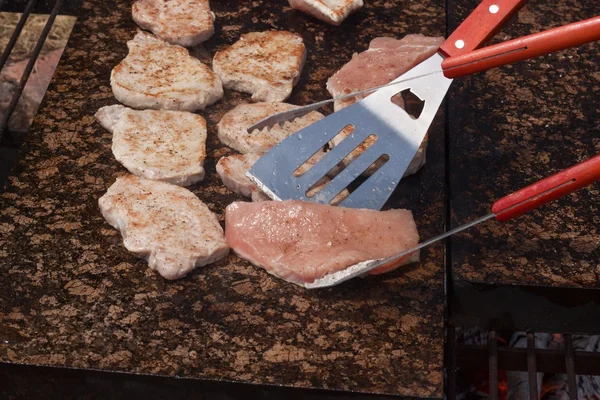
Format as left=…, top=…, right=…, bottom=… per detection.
left=305, top=154, right=600, bottom=288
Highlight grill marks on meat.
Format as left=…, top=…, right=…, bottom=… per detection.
left=95, top=105, right=207, bottom=186
left=288, top=0, right=363, bottom=26
left=99, top=175, right=229, bottom=280
left=111, top=31, right=223, bottom=111
left=132, top=0, right=215, bottom=47
left=217, top=102, right=324, bottom=154
left=326, top=34, right=444, bottom=176
left=225, top=200, right=419, bottom=286
left=213, top=31, right=307, bottom=102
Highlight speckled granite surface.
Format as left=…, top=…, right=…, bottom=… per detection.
left=0, top=0, right=447, bottom=398
left=448, top=1, right=600, bottom=289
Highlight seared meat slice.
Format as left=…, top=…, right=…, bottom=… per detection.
left=99, top=175, right=229, bottom=280
left=225, top=200, right=419, bottom=286
left=95, top=105, right=207, bottom=186
left=216, top=152, right=349, bottom=204
left=213, top=31, right=306, bottom=102
left=217, top=102, right=324, bottom=154
left=288, top=0, right=363, bottom=26
left=326, top=34, right=444, bottom=176
left=111, top=31, right=223, bottom=111
left=132, top=0, right=215, bottom=47
left=216, top=153, right=265, bottom=201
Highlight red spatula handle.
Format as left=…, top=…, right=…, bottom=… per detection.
left=442, top=16, right=600, bottom=78
left=439, top=0, right=528, bottom=58
left=492, top=154, right=600, bottom=222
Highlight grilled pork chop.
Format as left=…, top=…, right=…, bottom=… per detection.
left=288, top=0, right=363, bottom=26
left=99, top=175, right=228, bottom=280
left=225, top=200, right=419, bottom=286
left=215, top=153, right=266, bottom=201
left=132, top=0, right=215, bottom=47
left=327, top=34, right=444, bottom=176
left=216, top=152, right=349, bottom=204
left=213, top=31, right=307, bottom=102
left=95, top=105, right=207, bottom=186
left=111, top=31, right=223, bottom=111
left=217, top=102, right=324, bottom=154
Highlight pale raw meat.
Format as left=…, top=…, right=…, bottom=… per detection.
left=95, top=105, right=207, bottom=186
left=216, top=152, right=349, bottom=204
left=111, top=31, right=223, bottom=111
left=288, top=0, right=363, bottom=26
left=326, top=34, right=444, bottom=176
left=99, top=175, right=228, bottom=280
left=213, top=31, right=306, bottom=102
left=327, top=35, right=443, bottom=110
left=217, top=102, right=324, bottom=154
left=132, top=0, right=215, bottom=47
left=225, top=200, right=419, bottom=285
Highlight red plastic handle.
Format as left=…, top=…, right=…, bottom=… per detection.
left=442, top=16, right=600, bottom=78
left=492, top=154, right=600, bottom=222
left=439, top=0, right=528, bottom=58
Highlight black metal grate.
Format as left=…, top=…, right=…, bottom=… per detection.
left=0, top=0, right=64, bottom=144
left=447, top=328, right=600, bottom=400
left=0, top=0, right=77, bottom=191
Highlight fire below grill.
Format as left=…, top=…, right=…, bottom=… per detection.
left=447, top=328, right=600, bottom=399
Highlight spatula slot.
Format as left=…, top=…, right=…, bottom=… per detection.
left=321, top=133, right=378, bottom=182
left=292, top=145, right=328, bottom=178
left=391, top=89, right=425, bottom=120
left=305, top=134, right=383, bottom=205
left=327, top=153, right=390, bottom=206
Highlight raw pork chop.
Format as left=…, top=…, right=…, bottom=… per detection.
left=95, top=105, right=207, bottom=186
left=216, top=152, right=349, bottom=204
left=217, top=102, right=324, bottom=154
left=327, top=34, right=444, bottom=176
left=99, top=175, right=229, bottom=280
left=288, top=0, right=363, bottom=26
left=225, top=200, right=419, bottom=286
left=213, top=31, right=306, bottom=102
left=327, top=35, right=444, bottom=111
left=132, top=0, right=215, bottom=47
left=111, top=31, right=223, bottom=111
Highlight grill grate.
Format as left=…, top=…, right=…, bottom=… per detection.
left=0, top=0, right=63, bottom=143
left=447, top=328, right=600, bottom=399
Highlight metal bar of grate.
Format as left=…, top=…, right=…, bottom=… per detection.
left=564, top=334, right=577, bottom=400
left=456, top=343, right=600, bottom=374
left=526, top=332, right=538, bottom=400
left=488, top=330, right=498, bottom=400
left=446, top=326, right=457, bottom=400
left=0, top=0, right=38, bottom=72
left=0, top=0, right=64, bottom=142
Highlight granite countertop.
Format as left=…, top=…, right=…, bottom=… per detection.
left=0, top=0, right=447, bottom=398
left=447, top=0, right=600, bottom=290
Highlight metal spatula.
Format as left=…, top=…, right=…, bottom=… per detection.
left=305, top=153, right=600, bottom=288
left=248, top=1, right=600, bottom=210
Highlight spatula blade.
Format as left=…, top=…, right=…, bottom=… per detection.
left=247, top=53, right=453, bottom=209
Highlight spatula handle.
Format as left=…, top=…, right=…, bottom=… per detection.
left=442, top=16, right=600, bottom=78
left=439, top=0, right=528, bottom=58
left=492, top=154, right=600, bottom=222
